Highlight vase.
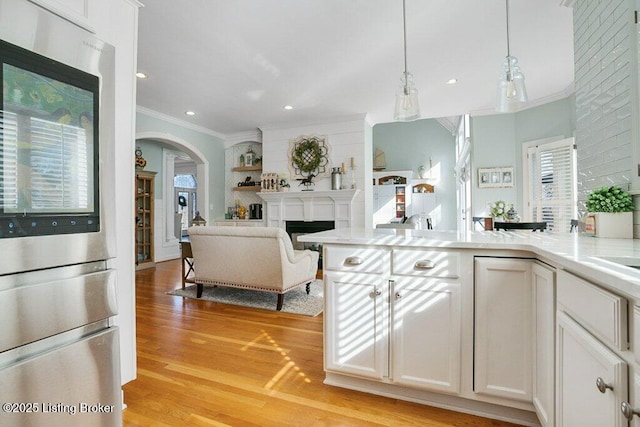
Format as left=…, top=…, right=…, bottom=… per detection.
left=589, top=212, right=633, bottom=238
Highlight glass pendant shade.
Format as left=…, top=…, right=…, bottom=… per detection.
left=497, top=55, right=528, bottom=113
left=394, top=71, right=420, bottom=121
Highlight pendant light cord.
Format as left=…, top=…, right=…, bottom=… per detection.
left=403, top=0, right=408, bottom=76
left=505, top=0, right=511, bottom=57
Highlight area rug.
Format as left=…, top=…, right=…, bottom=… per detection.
left=166, top=279, right=324, bottom=317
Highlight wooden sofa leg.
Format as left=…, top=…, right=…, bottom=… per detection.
left=196, top=283, right=203, bottom=298
left=306, top=282, right=311, bottom=294
left=276, top=294, right=284, bottom=311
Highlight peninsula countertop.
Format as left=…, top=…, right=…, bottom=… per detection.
left=298, top=228, right=640, bottom=300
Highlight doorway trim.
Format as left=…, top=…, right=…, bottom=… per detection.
left=135, top=131, right=210, bottom=261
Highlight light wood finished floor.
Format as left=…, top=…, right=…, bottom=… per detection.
left=123, top=259, right=519, bottom=426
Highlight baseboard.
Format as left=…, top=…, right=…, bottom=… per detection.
left=323, top=372, right=541, bottom=427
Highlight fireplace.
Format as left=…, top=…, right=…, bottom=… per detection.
left=286, top=221, right=334, bottom=269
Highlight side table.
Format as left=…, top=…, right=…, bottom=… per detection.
left=180, top=240, right=194, bottom=288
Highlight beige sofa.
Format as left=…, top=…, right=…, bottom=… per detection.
left=187, top=226, right=319, bottom=310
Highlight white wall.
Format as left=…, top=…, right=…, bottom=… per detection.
left=89, top=0, right=141, bottom=386
left=260, top=114, right=371, bottom=229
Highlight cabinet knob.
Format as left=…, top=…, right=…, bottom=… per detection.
left=596, top=377, right=613, bottom=394
left=369, top=289, right=382, bottom=299
left=344, top=256, right=363, bottom=266
left=414, top=260, right=435, bottom=270
left=621, top=402, right=640, bottom=420
left=395, top=292, right=402, bottom=299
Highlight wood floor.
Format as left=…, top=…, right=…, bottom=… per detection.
left=123, top=259, right=519, bottom=426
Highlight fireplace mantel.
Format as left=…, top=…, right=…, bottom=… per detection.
left=258, top=189, right=360, bottom=229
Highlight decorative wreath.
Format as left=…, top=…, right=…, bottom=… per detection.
left=288, top=135, right=330, bottom=179
left=292, top=138, right=323, bottom=173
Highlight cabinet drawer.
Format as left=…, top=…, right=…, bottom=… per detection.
left=323, top=246, right=389, bottom=274
left=392, top=249, right=460, bottom=278
left=557, top=270, right=627, bottom=351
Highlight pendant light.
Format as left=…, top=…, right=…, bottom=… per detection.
left=497, top=0, right=528, bottom=113
left=394, top=0, right=420, bottom=121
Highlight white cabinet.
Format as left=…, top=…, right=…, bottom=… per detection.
left=556, top=312, right=628, bottom=427
left=324, top=246, right=390, bottom=379
left=390, top=277, right=461, bottom=393
left=29, top=0, right=96, bottom=32
left=474, top=257, right=533, bottom=402
left=324, top=271, right=388, bottom=380
left=372, top=184, right=401, bottom=226
left=372, top=171, right=412, bottom=226
left=323, top=245, right=463, bottom=395
left=556, top=270, right=630, bottom=427
left=532, top=262, right=556, bottom=427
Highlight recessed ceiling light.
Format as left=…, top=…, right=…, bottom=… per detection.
left=185, top=111, right=196, bottom=116
left=446, top=78, right=458, bottom=85
left=283, top=105, right=293, bottom=110
left=136, top=72, right=148, bottom=79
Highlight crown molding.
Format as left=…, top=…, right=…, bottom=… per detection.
left=224, top=130, right=263, bottom=149
left=136, top=106, right=227, bottom=140
left=258, top=113, right=369, bottom=132
left=469, top=83, right=575, bottom=117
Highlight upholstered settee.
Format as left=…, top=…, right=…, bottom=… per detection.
left=187, top=226, right=319, bottom=310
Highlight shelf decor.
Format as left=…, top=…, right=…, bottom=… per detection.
left=288, top=135, right=330, bottom=188
left=135, top=147, right=147, bottom=170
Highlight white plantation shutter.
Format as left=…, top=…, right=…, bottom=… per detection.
left=29, top=117, right=89, bottom=210
left=0, top=111, right=18, bottom=209
left=0, top=112, right=89, bottom=212
left=527, top=138, right=576, bottom=233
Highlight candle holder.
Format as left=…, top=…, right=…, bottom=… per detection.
left=350, top=165, right=356, bottom=189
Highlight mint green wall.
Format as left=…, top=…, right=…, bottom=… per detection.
left=135, top=112, right=226, bottom=221
left=134, top=139, right=181, bottom=196
left=373, top=119, right=457, bottom=230
left=472, top=96, right=575, bottom=218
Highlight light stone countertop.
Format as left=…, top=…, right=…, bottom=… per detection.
left=298, top=228, right=640, bottom=300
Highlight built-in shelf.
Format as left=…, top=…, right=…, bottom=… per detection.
left=232, top=186, right=261, bottom=192
left=232, top=165, right=262, bottom=172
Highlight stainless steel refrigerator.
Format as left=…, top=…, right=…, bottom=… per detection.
left=0, top=1, right=121, bottom=426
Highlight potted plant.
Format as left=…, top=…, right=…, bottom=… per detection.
left=489, top=200, right=507, bottom=220
left=585, top=185, right=634, bottom=238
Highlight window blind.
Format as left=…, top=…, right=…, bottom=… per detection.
left=527, top=138, right=576, bottom=233
left=0, top=111, right=18, bottom=210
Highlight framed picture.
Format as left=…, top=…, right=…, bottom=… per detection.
left=478, top=167, right=514, bottom=188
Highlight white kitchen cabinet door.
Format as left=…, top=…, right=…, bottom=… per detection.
left=532, top=262, right=555, bottom=427
left=556, top=312, right=628, bottom=427
left=373, top=185, right=396, bottom=226
left=474, top=257, right=533, bottom=402
left=390, top=277, right=461, bottom=394
left=324, top=272, right=388, bottom=380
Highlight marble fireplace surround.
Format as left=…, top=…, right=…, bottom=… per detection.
left=258, top=189, right=360, bottom=229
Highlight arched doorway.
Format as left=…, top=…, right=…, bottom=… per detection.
left=135, top=131, right=209, bottom=261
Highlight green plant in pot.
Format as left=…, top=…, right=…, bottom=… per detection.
left=586, top=185, right=634, bottom=238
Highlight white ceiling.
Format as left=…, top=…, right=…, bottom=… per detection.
left=136, top=0, right=574, bottom=136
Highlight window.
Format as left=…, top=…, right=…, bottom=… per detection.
left=524, top=137, right=576, bottom=232
left=1, top=111, right=91, bottom=212
left=455, top=114, right=471, bottom=231
left=174, top=174, right=197, bottom=235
